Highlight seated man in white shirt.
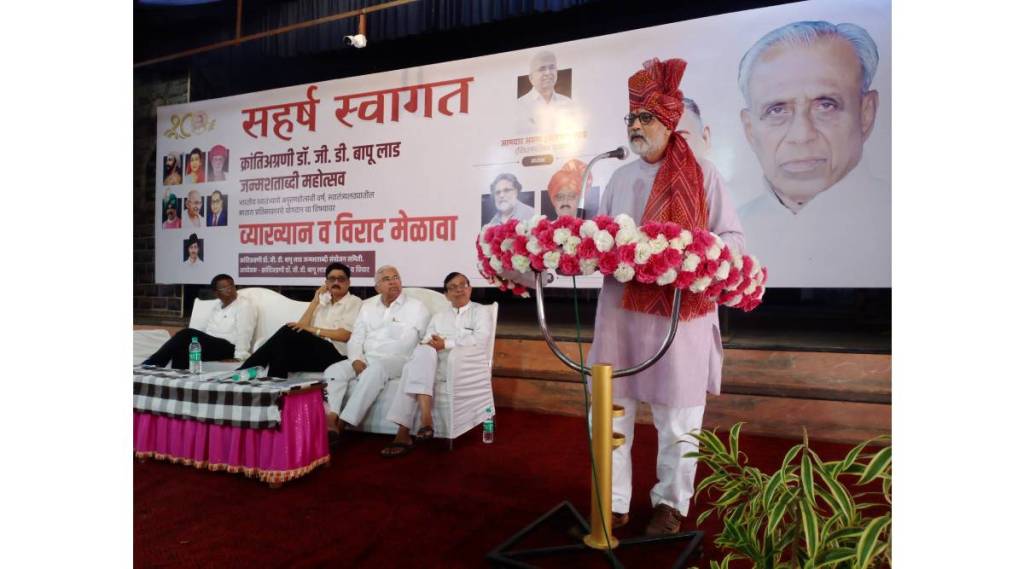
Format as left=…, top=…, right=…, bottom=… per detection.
left=325, top=265, right=430, bottom=440
left=143, top=274, right=256, bottom=368
left=239, top=262, right=361, bottom=388
left=380, top=272, right=492, bottom=457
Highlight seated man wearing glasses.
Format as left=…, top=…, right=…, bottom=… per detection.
left=324, top=265, right=430, bottom=442
left=380, top=272, right=492, bottom=457
left=143, top=274, right=256, bottom=369
left=239, top=262, right=361, bottom=394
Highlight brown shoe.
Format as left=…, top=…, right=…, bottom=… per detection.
left=612, top=512, right=629, bottom=529
left=644, top=504, right=683, bottom=536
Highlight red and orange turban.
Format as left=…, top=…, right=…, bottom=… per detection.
left=546, top=159, right=591, bottom=200
left=627, top=58, right=687, bottom=130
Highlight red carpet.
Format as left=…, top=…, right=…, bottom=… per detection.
left=134, top=407, right=858, bottom=568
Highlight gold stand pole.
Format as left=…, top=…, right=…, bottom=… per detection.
left=583, top=363, right=624, bottom=550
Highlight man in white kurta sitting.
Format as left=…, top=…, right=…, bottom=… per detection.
left=379, top=271, right=493, bottom=457
left=325, top=265, right=430, bottom=438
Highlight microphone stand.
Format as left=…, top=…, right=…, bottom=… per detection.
left=487, top=151, right=704, bottom=568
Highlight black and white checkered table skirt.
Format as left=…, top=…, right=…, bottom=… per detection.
left=133, top=366, right=324, bottom=429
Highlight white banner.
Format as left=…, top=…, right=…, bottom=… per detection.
left=155, top=0, right=890, bottom=288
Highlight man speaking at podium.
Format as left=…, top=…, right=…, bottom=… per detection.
left=588, top=58, right=745, bottom=536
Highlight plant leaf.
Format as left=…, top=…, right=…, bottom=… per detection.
left=799, top=497, right=819, bottom=561
left=800, top=452, right=815, bottom=504
left=729, top=421, right=744, bottom=462
left=838, top=439, right=872, bottom=473
left=767, top=489, right=797, bottom=535
left=857, top=446, right=892, bottom=485
left=696, top=508, right=714, bottom=527
left=812, top=458, right=855, bottom=524
left=819, top=547, right=856, bottom=566
left=855, top=514, right=891, bottom=569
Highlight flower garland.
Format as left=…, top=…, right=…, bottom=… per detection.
left=476, top=214, right=767, bottom=311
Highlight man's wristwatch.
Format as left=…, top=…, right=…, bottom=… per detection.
left=316, top=328, right=322, bottom=337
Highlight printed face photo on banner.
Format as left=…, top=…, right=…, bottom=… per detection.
left=516, top=50, right=580, bottom=134
left=183, top=189, right=206, bottom=228
left=207, top=145, right=230, bottom=181
left=540, top=158, right=599, bottom=220
left=161, top=192, right=181, bottom=229
left=186, top=147, right=206, bottom=184
left=677, top=98, right=711, bottom=161
left=480, top=172, right=535, bottom=227
left=163, top=153, right=183, bottom=186
left=182, top=233, right=204, bottom=265
left=739, top=21, right=879, bottom=209
left=206, top=191, right=228, bottom=227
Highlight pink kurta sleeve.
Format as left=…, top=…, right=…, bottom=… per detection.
left=701, top=159, right=745, bottom=255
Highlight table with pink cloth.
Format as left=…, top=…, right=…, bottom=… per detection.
left=133, top=367, right=330, bottom=485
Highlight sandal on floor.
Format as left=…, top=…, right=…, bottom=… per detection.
left=415, top=425, right=435, bottom=441
left=380, top=441, right=414, bottom=458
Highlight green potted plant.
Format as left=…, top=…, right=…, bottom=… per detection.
left=685, top=423, right=891, bottom=569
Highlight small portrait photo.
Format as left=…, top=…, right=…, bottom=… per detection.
left=481, top=172, right=535, bottom=227
left=163, top=153, right=183, bottom=186
left=207, top=144, right=230, bottom=182
left=206, top=190, right=228, bottom=227
left=185, top=147, right=206, bottom=184
left=540, top=159, right=600, bottom=220
left=515, top=50, right=578, bottom=133
left=183, top=233, right=204, bottom=266
left=161, top=191, right=181, bottom=229
left=182, top=189, right=206, bottom=228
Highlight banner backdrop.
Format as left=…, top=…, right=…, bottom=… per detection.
left=155, top=0, right=890, bottom=288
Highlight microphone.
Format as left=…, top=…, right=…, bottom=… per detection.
left=577, top=147, right=630, bottom=218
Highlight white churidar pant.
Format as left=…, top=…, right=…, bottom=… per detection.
left=610, top=398, right=705, bottom=516
left=385, top=345, right=440, bottom=428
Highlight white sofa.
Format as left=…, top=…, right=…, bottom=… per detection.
left=135, top=287, right=498, bottom=441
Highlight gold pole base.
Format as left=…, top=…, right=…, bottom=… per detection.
left=583, top=533, right=620, bottom=550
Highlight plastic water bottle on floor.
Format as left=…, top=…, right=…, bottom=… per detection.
left=230, top=367, right=260, bottom=382
left=188, top=337, right=202, bottom=374
left=482, top=406, right=495, bottom=444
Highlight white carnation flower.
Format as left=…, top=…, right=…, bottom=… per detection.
left=527, top=214, right=544, bottom=230
left=500, top=238, right=514, bottom=252
left=613, top=263, right=635, bottom=283
left=614, top=213, right=636, bottom=231
left=682, top=253, right=700, bottom=272
left=580, top=259, right=599, bottom=275
left=511, top=254, right=531, bottom=272
left=526, top=237, right=543, bottom=255
left=678, top=229, right=693, bottom=247
left=615, top=227, right=639, bottom=246
left=715, top=261, right=731, bottom=280
left=707, top=245, right=721, bottom=261
left=553, top=228, right=571, bottom=245
left=563, top=236, right=582, bottom=256
left=594, top=230, right=614, bottom=252
left=749, top=259, right=761, bottom=276
left=481, top=242, right=492, bottom=257
left=743, top=281, right=757, bottom=295
left=543, top=250, right=562, bottom=270
left=515, top=222, right=529, bottom=236
left=689, top=276, right=712, bottom=293
left=650, top=235, right=669, bottom=254
left=724, top=295, right=741, bottom=307
left=580, top=220, right=598, bottom=238
left=668, top=237, right=684, bottom=251
left=634, top=242, right=653, bottom=265
left=489, top=256, right=503, bottom=272
left=656, top=268, right=678, bottom=286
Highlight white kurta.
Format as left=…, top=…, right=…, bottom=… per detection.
left=196, top=296, right=257, bottom=360
left=311, top=292, right=362, bottom=356
left=588, top=157, right=745, bottom=408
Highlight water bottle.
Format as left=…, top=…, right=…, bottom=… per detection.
left=230, top=367, right=260, bottom=382
left=482, top=406, right=495, bottom=444
left=188, top=337, right=202, bottom=374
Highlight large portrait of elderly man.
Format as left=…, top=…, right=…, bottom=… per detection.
left=737, top=20, right=890, bottom=287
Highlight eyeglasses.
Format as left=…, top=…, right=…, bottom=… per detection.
left=623, top=112, right=656, bottom=126
left=446, top=283, right=470, bottom=292
left=326, top=275, right=349, bottom=283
